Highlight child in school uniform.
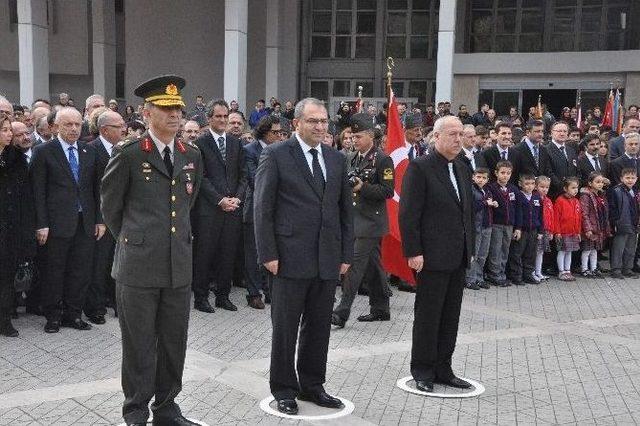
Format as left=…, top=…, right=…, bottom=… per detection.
left=507, top=174, right=543, bottom=285
left=534, top=176, right=555, bottom=281
left=485, top=160, right=518, bottom=287
left=465, top=168, right=498, bottom=290
left=579, top=171, right=611, bottom=278
left=608, top=168, right=640, bottom=279
left=553, top=177, right=582, bottom=282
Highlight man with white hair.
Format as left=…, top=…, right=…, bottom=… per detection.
left=0, top=95, right=13, bottom=119
left=31, top=107, right=105, bottom=333
left=30, top=106, right=52, bottom=146
left=80, top=94, right=106, bottom=139
left=400, top=115, right=475, bottom=393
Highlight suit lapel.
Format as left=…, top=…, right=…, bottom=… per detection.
left=288, top=139, right=322, bottom=199
left=207, top=131, right=226, bottom=166
left=145, top=146, right=170, bottom=178
left=52, top=139, right=77, bottom=184
left=77, top=143, right=90, bottom=186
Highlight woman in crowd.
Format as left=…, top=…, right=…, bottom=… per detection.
left=0, top=113, right=35, bottom=337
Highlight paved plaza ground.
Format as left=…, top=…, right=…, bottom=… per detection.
left=1, top=273, right=640, bottom=425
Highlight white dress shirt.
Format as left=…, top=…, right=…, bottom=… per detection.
left=296, top=134, right=326, bottom=181
left=149, top=129, right=174, bottom=162
left=58, top=135, right=80, bottom=165
left=99, top=135, right=114, bottom=157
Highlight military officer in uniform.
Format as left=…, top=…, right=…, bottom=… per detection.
left=101, top=75, right=203, bottom=426
left=332, top=113, right=394, bottom=329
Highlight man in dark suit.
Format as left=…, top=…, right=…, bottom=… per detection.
left=546, top=121, right=578, bottom=199
left=577, top=133, right=610, bottom=187
left=242, top=115, right=282, bottom=309
left=191, top=99, right=247, bottom=313
left=457, top=124, right=487, bottom=173
left=405, top=113, right=426, bottom=160
left=101, top=75, right=203, bottom=426
left=511, top=120, right=553, bottom=181
left=83, top=110, right=125, bottom=324
left=609, top=117, right=640, bottom=161
left=483, top=122, right=519, bottom=183
left=30, top=107, right=105, bottom=333
left=254, top=98, right=353, bottom=415
left=609, top=133, right=640, bottom=189
left=399, top=115, right=475, bottom=393
left=332, top=114, right=394, bottom=328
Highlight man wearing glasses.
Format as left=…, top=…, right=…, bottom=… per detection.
left=254, top=98, right=353, bottom=415
left=242, top=115, right=282, bottom=309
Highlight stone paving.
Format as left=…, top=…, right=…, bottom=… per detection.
left=1, top=274, right=640, bottom=425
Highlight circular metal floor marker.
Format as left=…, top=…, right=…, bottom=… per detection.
left=259, top=396, right=355, bottom=420
left=396, top=376, right=485, bottom=398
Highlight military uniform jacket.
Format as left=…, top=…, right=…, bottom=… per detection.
left=348, top=148, right=394, bottom=238
left=100, top=132, right=203, bottom=288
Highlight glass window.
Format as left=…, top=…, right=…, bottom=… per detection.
left=386, top=36, right=406, bottom=58
left=519, top=34, right=542, bottom=52
left=409, top=81, right=428, bottom=104
left=313, top=12, right=332, bottom=33
left=336, top=12, right=352, bottom=34
left=313, top=0, right=332, bottom=10
left=391, top=82, right=405, bottom=97
left=521, top=10, right=543, bottom=33
left=335, top=36, right=352, bottom=57
left=411, top=12, right=429, bottom=35
left=310, top=81, right=329, bottom=101
left=355, top=36, right=376, bottom=57
left=496, top=10, right=516, bottom=34
left=357, top=12, right=376, bottom=33
left=311, top=36, right=331, bottom=57
left=357, top=0, right=376, bottom=9
left=550, top=34, right=575, bottom=51
left=580, top=33, right=600, bottom=51
left=553, top=7, right=575, bottom=33
left=413, top=0, right=430, bottom=10
left=333, top=80, right=351, bottom=96
left=410, top=36, right=429, bottom=57
left=493, top=92, right=519, bottom=117
left=337, top=0, right=352, bottom=9
left=388, top=0, right=408, bottom=9
left=388, top=12, right=407, bottom=33
left=495, top=35, right=516, bottom=52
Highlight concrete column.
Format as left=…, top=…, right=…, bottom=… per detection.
left=224, top=0, right=248, bottom=111
left=435, top=0, right=456, bottom=103
left=17, top=0, right=49, bottom=105
left=265, top=0, right=279, bottom=100
left=92, top=0, right=116, bottom=98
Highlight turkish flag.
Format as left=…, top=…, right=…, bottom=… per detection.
left=602, top=89, right=614, bottom=129
left=381, top=89, right=416, bottom=285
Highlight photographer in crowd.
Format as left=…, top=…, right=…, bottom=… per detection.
left=332, top=113, right=394, bottom=329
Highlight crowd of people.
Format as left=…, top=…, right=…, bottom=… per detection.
left=1, top=88, right=640, bottom=340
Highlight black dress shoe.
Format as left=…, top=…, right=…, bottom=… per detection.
left=357, top=312, right=390, bottom=322
left=397, top=281, right=416, bottom=293
left=152, top=414, right=199, bottom=425
left=194, top=299, right=215, bottom=313
left=276, top=399, right=298, bottom=415
left=0, top=320, right=19, bottom=337
left=331, top=313, right=345, bottom=328
left=44, top=320, right=60, bottom=333
left=86, top=313, right=106, bottom=325
left=434, top=376, right=472, bottom=389
left=26, top=305, right=44, bottom=316
left=298, top=391, right=344, bottom=409
left=215, top=297, right=238, bottom=311
left=415, top=380, right=434, bottom=392
left=61, top=317, right=92, bottom=330
left=264, top=294, right=271, bottom=304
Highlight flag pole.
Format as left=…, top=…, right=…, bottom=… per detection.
left=386, top=56, right=395, bottom=96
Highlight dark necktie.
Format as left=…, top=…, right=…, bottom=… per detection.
left=309, top=148, right=325, bottom=195
left=68, top=146, right=79, bottom=183
left=163, top=146, right=173, bottom=176
left=593, top=156, right=601, bottom=171
left=559, top=145, right=567, bottom=160
left=533, top=145, right=539, bottom=168
left=217, top=136, right=226, bottom=161
left=500, top=150, right=506, bottom=160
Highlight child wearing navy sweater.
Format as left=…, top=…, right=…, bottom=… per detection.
left=465, top=168, right=498, bottom=290
left=608, top=167, right=640, bottom=279
left=507, top=174, right=543, bottom=285
left=485, top=160, right=518, bottom=287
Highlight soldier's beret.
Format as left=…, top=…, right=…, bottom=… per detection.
left=134, top=75, right=186, bottom=107
left=350, top=113, right=375, bottom=133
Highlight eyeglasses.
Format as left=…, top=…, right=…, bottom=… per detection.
left=269, top=130, right=284, bottom=135
left=304, top=118, right=329, bottom=126
left=105, top=124, right=126, bottom=128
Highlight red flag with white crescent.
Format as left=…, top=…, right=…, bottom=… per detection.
left=381, top=89, right=416, bottom=285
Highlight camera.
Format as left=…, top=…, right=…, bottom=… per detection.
left=348, top=167, right=375, bottom=187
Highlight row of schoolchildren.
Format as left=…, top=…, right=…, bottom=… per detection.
left=466, top=160, right=640, bottom=289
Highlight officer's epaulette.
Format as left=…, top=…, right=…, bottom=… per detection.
left=117, top=137, right=139, bottom=149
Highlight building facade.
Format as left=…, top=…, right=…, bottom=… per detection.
left=1, top=0, right=639, bottom=118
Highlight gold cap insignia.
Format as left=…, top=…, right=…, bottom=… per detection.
left=165, top=84, right=179, bottom=96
